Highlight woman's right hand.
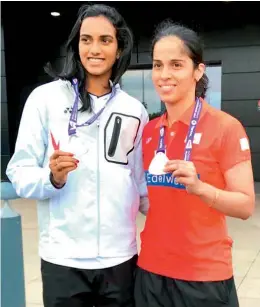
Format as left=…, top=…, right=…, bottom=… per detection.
left=49, top=150, right=79, bottom=187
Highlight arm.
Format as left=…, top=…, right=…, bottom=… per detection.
left=164, top=118, right=255, bottom=220
left=196, top=160, right=255, bottom=220
left=134, top=110, right=150, bottom=215
left=6, top=87, right=63, bottom=200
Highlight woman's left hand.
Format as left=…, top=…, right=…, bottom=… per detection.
left=163, top=160, right=203, bottom=195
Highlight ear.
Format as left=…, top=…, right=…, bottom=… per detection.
left=116, top=50, right=121, bottom=59
left=194, top=63, right=205, bottom=82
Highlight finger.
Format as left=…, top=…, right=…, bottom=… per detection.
left=172, top=169, right=193, bottom=178
left=56, top=162, right=78, bottom=171
left=164, top=164, right=191, bottom=173
left=49, top=157, right=79, bottom=170
left=56, top=156, right=79, bottom=164
left=164, top=161, right=185, bottom=171
left=165, top=159, right=187, bottom=166
left=164, top=162, right=195, bottom=173
left=50, top=150, right=74, bottom=160
left=165, top=160, right=194, bottom=167
left=51, top=164, right=78, bottom=180
left=163, top=165, right=177, bottom=173
left=51, top=164, right=78, bottom=186
left=61, top=165, right=78, bottom=174
left=177, top=164, right=195, bottom=172
left=163, top=161, right=180, bottom=172
left=174, top=176, right=191, bottom=185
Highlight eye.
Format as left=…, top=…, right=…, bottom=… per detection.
left=101, top=37, right=112, bottom=44
left=153, top=63, right=161, bottom=68
left=81, top=37, right=91, bottom=44
left=172, top=62, right=182, bottom=68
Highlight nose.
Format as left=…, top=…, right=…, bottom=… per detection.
left=89, top=41, right=101, bottom=55
left=160, top=67, right=172, bottom=80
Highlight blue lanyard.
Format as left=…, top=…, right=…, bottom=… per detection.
left=68, top=78, right=116, bottom=136
left=157, top=97, right=202, bottom=161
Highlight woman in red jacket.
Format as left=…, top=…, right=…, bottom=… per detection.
left=135, top=20, right=255, bottom=307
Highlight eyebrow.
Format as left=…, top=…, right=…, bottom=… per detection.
left=153, top=59, right=185, bottom=62
left=80, top=34, right=114, bottom=39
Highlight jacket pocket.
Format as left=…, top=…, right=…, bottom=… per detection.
left=104, top=112, right=140, bottom=165
left=108, top=116, right=122, bottom=157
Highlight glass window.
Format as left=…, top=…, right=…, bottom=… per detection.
left=120, top=65, right=222, bottom=115
left=143, top=69, right=161, bottom=115
left=120, top=70, right=143, bottom=102
left=121, top=69, right=161, bottom=116
left=205, top=66, right=222, bottom=110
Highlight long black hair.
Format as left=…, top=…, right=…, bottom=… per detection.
left=45, top=4, right=134, bottom=112
left=151, top=20, right=209, bottom=98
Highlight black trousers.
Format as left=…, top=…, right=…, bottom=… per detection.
left=41, top=255, right=137, bottom=307
left=134, top=267, right=239, bottom=307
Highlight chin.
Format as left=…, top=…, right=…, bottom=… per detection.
left=159, top=94, right=178, bottom=105
left=87, top=69, right=106, bottom=76
left=86, top=66, right=112, bottom=78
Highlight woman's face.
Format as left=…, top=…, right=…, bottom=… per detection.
left=152, top=36, right=204, bottom=105
left=79, top=15, right=119, bottom=79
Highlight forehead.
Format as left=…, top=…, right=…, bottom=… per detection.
left=153, top=36, right=188, bottom=60
left=80, top=15, right=116, bottom=36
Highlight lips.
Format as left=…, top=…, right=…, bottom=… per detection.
left=87, top=57, right=105, bottom=63
left=159, top=84, right=176, bottom=93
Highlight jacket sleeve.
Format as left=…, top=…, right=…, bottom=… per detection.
left=6, top=87, right=62, bottom=200
left=134, top=109, right=150, bottom=215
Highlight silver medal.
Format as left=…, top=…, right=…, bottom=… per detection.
left=148, top=152, right=169, bottom=175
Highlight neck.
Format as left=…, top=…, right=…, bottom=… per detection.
left=86, top=74, right=111, bottom=96
left=165, top=95, right=195, bottom=125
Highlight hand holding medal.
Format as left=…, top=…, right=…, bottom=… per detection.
left=49, top=132, right=79, bottom=187
left=149, top=97, right=204, bottom=194
left=49, top=150, right=79, bottom=187
left=148, top=152, right=169, bottom=175
left=163, top=160, right=203, bottom=195
left=148, top=126, right=169, bottom=175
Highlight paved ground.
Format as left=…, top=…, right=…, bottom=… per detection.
left=2, top=184, right=260, bottom=307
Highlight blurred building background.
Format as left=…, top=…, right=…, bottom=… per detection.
left=1, top=1, right=260, bottom=180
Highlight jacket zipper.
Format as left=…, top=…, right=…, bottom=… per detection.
left=108, top=116, right=122, bottom=157
left=93, top=91, right=117, bottom=256
left=97, top=120, right=100, bottom=256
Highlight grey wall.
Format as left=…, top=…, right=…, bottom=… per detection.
left=203, top=26, right=260, bottom=181
left=1, top=23, right=10, bottom=181
left=129, top=26, right=260, bottom=181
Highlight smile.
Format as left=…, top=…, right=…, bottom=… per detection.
left=87, top=58, right=105, bottom=62
left=159, top=85, right=176, bottom=93
left=160, top=85, right=176, bottom=89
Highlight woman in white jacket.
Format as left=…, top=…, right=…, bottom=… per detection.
left=6, top=4, right=149, bottom=307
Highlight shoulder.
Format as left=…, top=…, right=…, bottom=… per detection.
left=117, top=88, right=146, bottom=109
left=116, top=87, right=149, bottom=121
left=143, top=116, right=161, bottom=135
left=25, top=79, right=71, bottom=110
left=205, top=103, right=244, bottom=131
left=204, top=103, right=248, bottom=152
left=30, top=79, right=69, bottom=97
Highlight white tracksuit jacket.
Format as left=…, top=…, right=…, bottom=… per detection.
left=6, top=79, right=149, bottom=261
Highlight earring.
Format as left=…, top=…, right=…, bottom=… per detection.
left=116, top=53, right=120, bottom=59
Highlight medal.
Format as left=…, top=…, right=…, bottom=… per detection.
left=148, top=151, right=169, bottom=175
left=148, top=125, right=169, bottom=175
left=148, top=98, right=202, bottom=175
